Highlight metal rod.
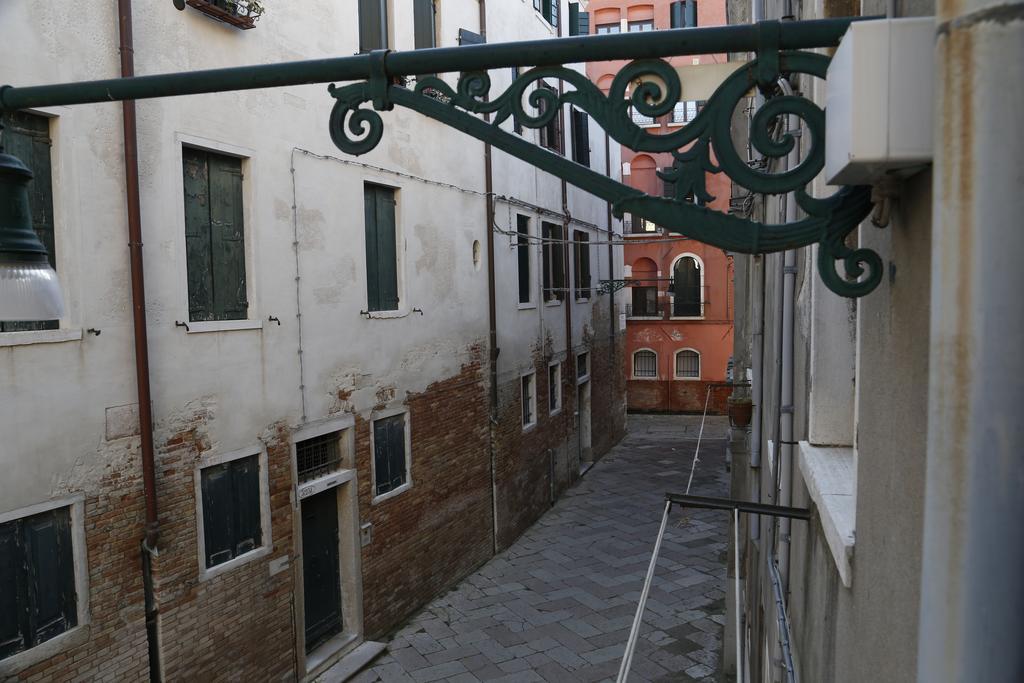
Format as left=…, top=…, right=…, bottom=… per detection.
left=665, top=493, right=811, bottom=520
left=617, top=499, right=672, bottom=683
left=769, top=560, right=798, bottom=682
left=684, top=385, right=713, bottom=494
left=734, top=507, right=744, bottom=683
left=0, top=19, right=863, bottom=111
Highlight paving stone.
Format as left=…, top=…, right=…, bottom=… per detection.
left=371, top=416, right=728, bottom=683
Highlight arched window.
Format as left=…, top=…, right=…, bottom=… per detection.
left=675, top=349, right=700, bottom=379
left=672, top=255, right=702, bottom=317
left=633, top=349, right=658, bottom=378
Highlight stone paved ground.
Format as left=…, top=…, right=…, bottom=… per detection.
left=348, top=414, right=730, bottom=683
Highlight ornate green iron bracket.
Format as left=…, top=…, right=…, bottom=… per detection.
left=330, top=50, right=878, bottom=297
left=598, top=279, right=629, bottom=295
left=0, top=18, right=879, bottom=296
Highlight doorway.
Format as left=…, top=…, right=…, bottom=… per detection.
left=302, top=488, right=343, bottom=653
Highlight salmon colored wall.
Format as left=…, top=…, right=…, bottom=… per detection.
left=586, top=0, right=733, bottom=413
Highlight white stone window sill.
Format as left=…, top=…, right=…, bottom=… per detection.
left=543, top=299, right=562, bottom=307
left=0, top=328, right=83, bottom=348
left=631, top=376, right=660, bottom=381
left=199, top=545, right=272, bottom=582
left=627, top=315, right=662, bottom=321
left=674, top=375, right=701, bottom=381
left=798, top=441, right=856, bottom=588
left=522, top=421, right=537, bottom=433
left=0, top=624, right=90, bottom=677
left=669, top=316, right=705, bottom=321
left=361, top=309, right=411, bottom=320
left=187, top=319, right=263, bottom=334
left=372, top=481, right=411, bottom=505
left=518, top=302, right=537, bottom=310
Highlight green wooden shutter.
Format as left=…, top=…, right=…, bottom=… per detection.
left=413, top=0, right=435, bottom=49
left=23, top=509, right=76, bottom=646
left=365, top=185, right=398, bottom=312
left=551, top=224, right=565, bottom=300
left=359, top=0, right=387, bottom=52
left=578, top=10, right=590, bottom=35
left=0, top=522, right=26, bottom=658
left=685, top=0, right=698, bottom=28
left=183, top=148, right=215, bottom=321
left=541, top=222, right=553, bottom=300
left=208, top=154, right=247, bottom=321
left=517, top=215, right=531, bottom=304
left=231, top=455, right=261, bottom=557
left=572, top=110, right=591, bottom=166
left=1, top=112, right=57, bottom=332
left=670, top=1, right=685, bottom=28
left=201, top=463, right=235, bottom=566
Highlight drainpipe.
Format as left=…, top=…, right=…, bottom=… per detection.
left=919, top=0, right=1024, bottom=680
left=478, top=0, right=499, bottom=555
left=116, top=0, right=161, bottom=680
left=749, top=254, right=764, bottom=545
left=558, top=14, right=573, bottom=484
left=605, top=132, right=614, bottom=365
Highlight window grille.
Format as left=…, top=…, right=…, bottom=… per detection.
left=296, top=432, right=343, bottom=484
left=595, top=23, right=620, bottom=34
left=630, top=107, right=655, bottom=126
left=628, top=20, right=654, bottom=32
left=676, top=350, right=700, bottom=378
left=633, top=350, right=658, bottom=378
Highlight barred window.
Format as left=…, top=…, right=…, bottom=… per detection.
left=295, top=432, right=342, bottom=484
left=676, top=349, right=700, bottom=378
left=633, top=350, right=658, bottom=378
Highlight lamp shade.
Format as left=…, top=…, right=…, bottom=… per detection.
left=0, top=152, right=63, bottom=321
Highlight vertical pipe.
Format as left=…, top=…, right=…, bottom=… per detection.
left=734, top=508, right=744, bottom=683
left=478, top=0, right=499, bottom=555
left=558, top=6, right=573, bottom=483
left=116, top=0, right=161, bottom=680
left=605, top=132, right=615, bottom=363
left=919, top=2, right=1024, bottom=680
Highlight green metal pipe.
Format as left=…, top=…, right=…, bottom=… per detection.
left=0, top=18, right=859, bottom=110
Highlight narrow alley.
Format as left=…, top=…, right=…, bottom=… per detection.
left=344, top=415, right=731, bottom=683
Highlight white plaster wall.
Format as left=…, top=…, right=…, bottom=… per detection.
left=0, top=0, right=619, bottom=512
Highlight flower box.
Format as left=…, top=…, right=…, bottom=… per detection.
left=185, top=0, right=264, bottom=30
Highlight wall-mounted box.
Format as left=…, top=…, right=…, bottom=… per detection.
left=825, top=18, right=934, bottom=185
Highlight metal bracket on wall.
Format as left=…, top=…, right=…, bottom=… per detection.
left=1, top=18, right=881, bottom=295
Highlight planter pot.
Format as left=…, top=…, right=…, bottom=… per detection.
left=728, top=397, right=753, bottom=428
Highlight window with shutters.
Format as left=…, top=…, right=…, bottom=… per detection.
left=538, top=83, right=562, bottom=153
left=364, top=184, right=400, bottom=312
left=0, top=506, right=78, bottom=662
left=633, top=349, right=658, bottom=378
left=511, top=68, right=524, bottom=134
left=568, top=2, right=589, bottom=35
left=670, top=0, right=698, bottom=28
left=570, top=109, right=591, bottom=167
left=516, top=215, right=533, bottom=305
left=533, top=0, right=559, bottom=27
left=521, top=373, right=537, bottom=428
left=672, top=254, right=704, bottom=317
left=541, top=221, right=565, bottom=302
left=182, top=147, right=248, bottom=323
left=359, top=0, right=389, bottom=51
left=548, top=362, right=562, bottom=414
left=413, top=0, right=436, bottom=49
left=573, top=230, right=591, bottom=300
left=198, top=451, right=266, bottom=575
left=675, top=349, right=701, bottom=379
left=629, top=286, right=659, bottom=317
left=1, top=112, right=58, bottom=333
left=372, top=412, right=410, bottom=500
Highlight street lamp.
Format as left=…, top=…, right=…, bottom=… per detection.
left=0, top=151, right=63, bottom=321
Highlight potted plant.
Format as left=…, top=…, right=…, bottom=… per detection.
left=728, top=395, right=753, bottom=428
left=183, top=0, right=265, bottom=29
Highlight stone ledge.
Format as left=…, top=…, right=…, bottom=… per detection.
left=798, top=441, right=856, bottom=588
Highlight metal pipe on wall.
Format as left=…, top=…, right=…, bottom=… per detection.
left=116, top=0, right=161, bottom=680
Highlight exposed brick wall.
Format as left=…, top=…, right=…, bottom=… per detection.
left=356, top=351, right=494, bottom=640
left=152, top=410, right=297, bottom=682
left=13, top=458, right=150, bottom=683
left=627, top=379, right=730, bottom=414
left=493, top=329, right=626, bottom=552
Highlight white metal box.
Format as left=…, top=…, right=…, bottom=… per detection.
left=825, top=18, right=934, bottom=185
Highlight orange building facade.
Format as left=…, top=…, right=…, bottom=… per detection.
left=586, top=0, right=734, bottom=413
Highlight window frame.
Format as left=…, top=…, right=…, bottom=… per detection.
left=548, top=361, right=562, bottom=415
left=669, top=252, right=706, bottom=319
left=516, top=214, right=535, bottom=308
left=0, top=496, right=88, bottom=672
left=595, top=22, right=621, bottom=34
left=534, top=0, right=559, bottom=28
left=629, top=285, right=660, bottom=318
left=358, top=0, right=390, bottom=52
left=632, top=348, right=659, bottom=379
left=537, top=82, right=563, bottom=154
left=573, top=229, right=592, bottom=301
left=363, top=182, right=402, bottom=314
left=413, top=0, right=437, bottom=50
left=541, top=221, right=566, bottom=304
left=674, top=348, right=701, bottom=380
left=175, top=134, right=260, bottom=334
left=370, top=408, right=412, bottom=504
left=521, top=372, right=537, bottom=430
left=576, top=352, right=590, bottom=383
left=627, top=19, right=655, bottom=32
left=194, top=445, right=272, bottom=582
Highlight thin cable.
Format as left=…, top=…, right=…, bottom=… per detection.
left=684, top=385, right=713, bottom=495
left=617, top=499, right=672, bottom=683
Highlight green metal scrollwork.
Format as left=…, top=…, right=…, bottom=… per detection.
left=328, top=50, right=880, bottom=297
